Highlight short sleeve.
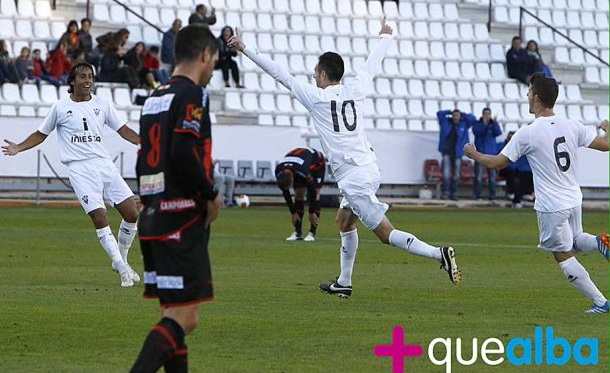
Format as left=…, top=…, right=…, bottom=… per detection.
left=103, top=98, right=126, bottom=131
left=500, top=128, right=529, bottom=162
left=576, top=121, right=597, bottom=148
left=37, top=102, right=58, bottom=135
left=174, top=86, right=205, bottom=138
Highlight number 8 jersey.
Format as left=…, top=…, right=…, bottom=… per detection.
left=242, top=34, right=393, bottom=181
left=500, top=115, right=597, bottom=213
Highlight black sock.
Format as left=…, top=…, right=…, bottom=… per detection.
left=295, top=200, right=304, bottom=235
left=309, top=211, right=320, bottom=235
left=163, top=343, right=188, bottom=373
left=130, top=317, right=185, bottom=373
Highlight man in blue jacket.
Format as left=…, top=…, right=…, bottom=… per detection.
left=437, top=109, right=476, bottom=200
left=472, top=108, right=502, bottom=200
left=506, top=36, right=531, bottom=85
left=161, top=19, right=182, bottom=72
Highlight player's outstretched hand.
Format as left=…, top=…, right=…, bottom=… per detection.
left=2, top=139, right=18, bottom=156
left=598, top=119, right=608, bottom=133
left=204, top=194, right=222, bottom=228
left=227, top=27, right=245, bottom=52
left=379, top=17, right=393, bottom=36
left=463, top=143, right=477, bottom=158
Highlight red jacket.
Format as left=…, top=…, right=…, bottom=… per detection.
left=46, top=49, right=73, bottom=79
left=143, top=53, right=159, bottom=70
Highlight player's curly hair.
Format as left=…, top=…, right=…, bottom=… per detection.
left=67, top=62, right=95, bottom=93
left=529, top=72, right=558, bottom=109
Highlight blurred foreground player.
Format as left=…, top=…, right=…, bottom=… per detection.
left=229, top=19, right=461, bottom=298
left=130, top=25, right=221, bottom=373
left=276, top=147, right=326, bottom=242
left=465, top=73, right=609, bottom=314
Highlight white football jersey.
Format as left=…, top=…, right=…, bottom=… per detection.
left=501, top=114, right=597, bottom=212
left=244, top=34, right=392, bottom=180
left=38, top=94, right=126, bottom=164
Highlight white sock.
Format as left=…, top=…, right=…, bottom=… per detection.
left=573, top=233, right=600, bottom=253
left=117, top=219, right=138, bottom=263
left=389, top=229, right=442, bottom=261
left=96, top=226, right=127, bottom=274
left=559, top=256, right=607, bottom=306
left=337, top=229, right=359, bottom=287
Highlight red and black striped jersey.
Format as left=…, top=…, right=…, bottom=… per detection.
left=137, top=75, right=217, bottom=238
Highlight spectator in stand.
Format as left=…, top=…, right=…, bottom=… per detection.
left=188, top=4, right=216, bottom=26
left=437, top=109, right=476, bottom=200
left=0, top=39, right=18, bottom=84
left=46, top=42, right=73, bottom=84
left=472, top=107, right=502, bottom=200
left=143, top=46, right=169, bottom=85
left=57, top=20, right=80, bottom=57
left=78, top=18, right=94, bottom=62
left=217, top=26, right=244, bottom=88
left=213, top=160, right=236, bottom=208
left=98, top=46, right=139, bottom=89
left=14, top=46, right=34, bottom=83
left=161, top=19, right=181, bottom=72
left=96, top=28, right=130, bottom=56
left=124, top=42, right=157, bottom=89
left=526, top=40, right=554, bottom=79
left=506, top=36, right=531, bottom=85
left=32, top=48, right=59, bottom=87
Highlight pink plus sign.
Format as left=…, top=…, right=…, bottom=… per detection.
left=374, top=326, right=423, bottom=373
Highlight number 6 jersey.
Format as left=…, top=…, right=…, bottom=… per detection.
left=242, top=34, right=393, bottom=181
left=500, top=115, right=597, bottom=213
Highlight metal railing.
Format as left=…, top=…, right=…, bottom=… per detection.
left=518, top=7, right=609, bottom=66
left=86, top=0, right=164, bottom=34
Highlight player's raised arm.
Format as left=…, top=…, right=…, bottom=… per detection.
left=358, top=18, right=394, bottom=81
left=588, top=119, right=609, bottom=151
left=2, top=131, right=48, bottom=156
left=464, top=143, right=511, bottom=170
left=227, top=28, right=319, bottom=111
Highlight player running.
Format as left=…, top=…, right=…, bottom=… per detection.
left=276, top=147, right=326, bottom=242
left=465, top=73, right=609, bottom=314
left=228, top=18, right=461, bottom=298
left=2, top=63, right=140, bottom=287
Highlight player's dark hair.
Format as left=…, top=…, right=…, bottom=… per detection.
left=318, top=52, right=344, bottom=82
left=174, top=24, right=218, bottom=65
left=67, top=62, right=95, bottom=93
left=529, top=72, right=558, bottom=108
left=276, top=170, right=293, bottom=190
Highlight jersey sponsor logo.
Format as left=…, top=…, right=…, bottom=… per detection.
left=156, top=275, right=184, bottom=289
left=159, top=198, right=197, bottom=212
left=82, top=195, right=88, bottom=204
left=139, top=172, right=165, bottom=195
left=70, top=134, right=102, bottom=143
left=181, top=119, right=201, bottom=133
left=141, top=93, right=175, bottom=115
left=66, top=110, right=73, bottom=117
left=94, top=108, right=100, bottom=116
left=185, top=103, right=203, bottom=122
left=281, top=156, right=305, bottom=165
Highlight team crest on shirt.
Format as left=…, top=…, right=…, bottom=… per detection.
left=185, top=104, right=203, bottom=122
left=66, top=110, right=73, bottom=117
left=94, top=108, right=100, bottom=116
left=82, top=195, right=88, bottom=204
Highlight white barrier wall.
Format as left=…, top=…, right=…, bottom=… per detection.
left=0, top=117, right=608, bottom=187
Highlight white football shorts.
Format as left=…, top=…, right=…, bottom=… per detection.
left=536, top=205, right=582, bottom=252
left=338, top=162, right=389, bottom=230
left=67, top=157, right=134, bottom=214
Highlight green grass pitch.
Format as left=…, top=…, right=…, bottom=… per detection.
left=0, top=206, right=607, bottom=373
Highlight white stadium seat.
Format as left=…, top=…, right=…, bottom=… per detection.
left=425, top=80, right=440, bottom=98
left=16, top=20, right=33, bottom=39
left=2, top=84, right=21, bottom=103
left=40, top=85, right=58, bottom=105
left=18, top=0, right=35, bottom=18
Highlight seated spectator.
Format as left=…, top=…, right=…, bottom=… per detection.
left=162, top=19, right=181, bottom=72
left=213, top=160, right=236, bottom=207
left=472, top=107, right=502, bottom=200
left=217, top=26, right=244, bottom=88
left=14, top=46, right=34, bottom=83
left=78, top=18, right=95, bottom=63
left=506, top=36, right=530, bottom=85
left=497, top=131, right=534, bottom=209
left=526, top=40, right=554, bottom=79
left=0, top=39, right=19, bottom=84
left=437, top=109, right=476, bottom=200
left=143, top=46, right=170, bottom=85
left=32, top=48, right=59, bottom=87
left=125, top=42, right=158, bottom=89
left=98, top=46, right=139, bottom=89
left=188, top=4, right=216, bottom=26
left=46, top=42, right=72, bottom=84
left=57, top=20, right=80, bottom=57
left=96, top=28, right=130, bottom=55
